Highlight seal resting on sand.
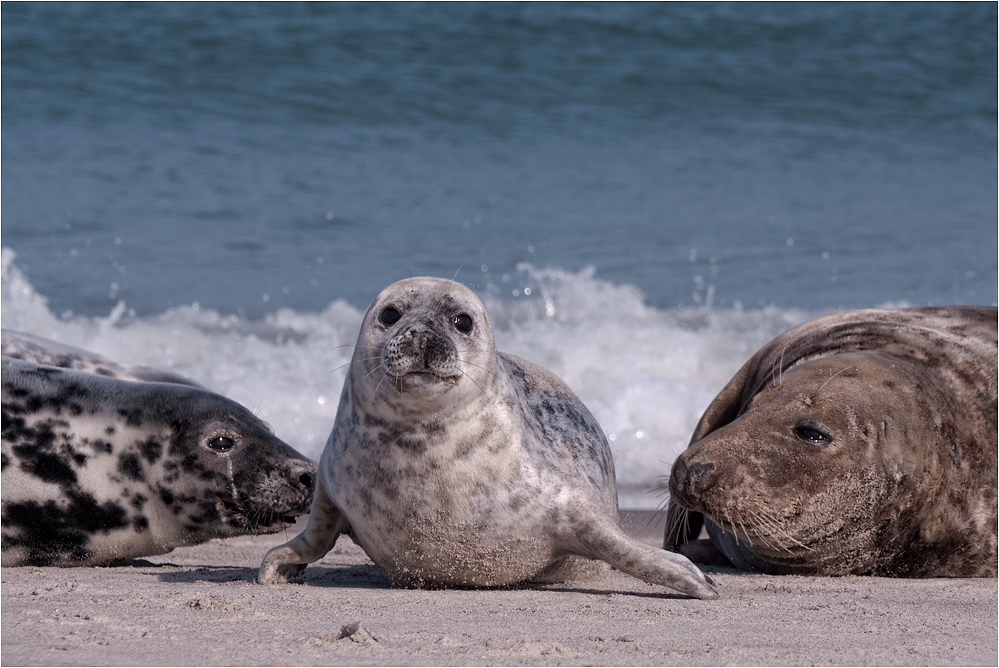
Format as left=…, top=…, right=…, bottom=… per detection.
left=1, top=339, right=317, bottom=567
left=259, top=277, right=717, bottom=599
left=665, top=306, right=997, bottom=577
left=1, top=329, right=202, bottom=386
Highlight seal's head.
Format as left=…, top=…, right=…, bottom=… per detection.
left=1, top=358, right=317, bottom=566
left=145, top=383, right=317, bottom=538
left=351, top=277, right=498, bottom=412
left=665, top=306, right=998, bottom=577
left=670, top=352, right=932, bottom=574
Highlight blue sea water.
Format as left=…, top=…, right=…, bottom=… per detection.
left=2, top=2, right=996, bottom=505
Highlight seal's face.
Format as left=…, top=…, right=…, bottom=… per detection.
left=157, top=390, right=317, bottom=536
left=670, top=353, right=907, bottom=571
left=352, top=277, right=498, bottom=409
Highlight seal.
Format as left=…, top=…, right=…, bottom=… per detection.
left=1, top=355, right=317, bottom=567
left=665, top=306, right=997, bottom=577
left=1, top=329, right=202, bottom=386
left=259, top=277, right=717, bottom=599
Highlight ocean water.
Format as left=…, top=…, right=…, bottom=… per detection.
left=2, top=3, right=996, bottom=507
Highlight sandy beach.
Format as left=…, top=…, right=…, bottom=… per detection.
left=2, top=510, right=995, bottom=667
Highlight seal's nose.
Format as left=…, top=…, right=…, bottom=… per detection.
left=287, top=460, right=318, bottom=497
left=669, top=457, right=715, bottom=507
left=404, top=320, right=434, bottom=350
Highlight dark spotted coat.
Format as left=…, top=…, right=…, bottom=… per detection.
left=1, top=330, right=202, bottom=386
left=2, top=354, right=316, bottom=566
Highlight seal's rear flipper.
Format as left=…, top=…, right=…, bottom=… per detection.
left=565, top=510, right=719, bottom=600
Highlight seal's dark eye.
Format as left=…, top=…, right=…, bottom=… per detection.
left=794, top=425, right=832, bottom=446
left=452, top=313, right=473, bottom=334
left=207, top=436, right=235, bottom=453
left=380, top=306, right=402, bottom=326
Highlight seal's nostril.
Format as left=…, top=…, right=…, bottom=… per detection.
left=672, top=459, right=715, bottom=494
left=299, top=472, right=315, bottom=491
left=686, top=462, right=715, bottom=489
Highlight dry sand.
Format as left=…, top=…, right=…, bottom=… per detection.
left=2, top=511, right=996, bottom=667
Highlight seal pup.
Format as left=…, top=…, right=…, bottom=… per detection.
left=1, top=329, right=202, bottom=386
left=259, top=277, right=717, bottom=599
left=665, top=306, right=997, bottom=577
left=2, top=356, right=317, bottom=567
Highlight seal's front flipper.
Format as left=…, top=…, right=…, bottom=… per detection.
left=566, top=511, right=719, bottom=600
left=258, top=475, right=348, bottom=584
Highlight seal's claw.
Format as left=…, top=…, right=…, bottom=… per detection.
left=258, top=548, right=308, bottom=584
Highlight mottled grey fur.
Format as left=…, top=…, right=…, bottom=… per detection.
left=1, top=344, right=316, bottom=567
left=666, top=306, right=997, bottom=577
left=259, top=277, right=717, bottom=599
left=2, top=330, right=202, bottom=387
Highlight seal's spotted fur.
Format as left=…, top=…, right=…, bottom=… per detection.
left=1, top=330, right=202, bottom=386
left=259, top=277, right=717, bottom=599
left=1, top=337, right=316, bottom=567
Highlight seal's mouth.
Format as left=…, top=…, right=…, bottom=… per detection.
left=392, top=371, right=460, bottom=393
left=702, top=502, right=818, bottom=557
left=224, top=504, right=303, bottom=533
left=667, top=479, right=700, bottom=513
left=218, top=494, right=310, bottom=534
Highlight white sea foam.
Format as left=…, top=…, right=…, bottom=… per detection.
left=2, top=248, right=822, bottom=508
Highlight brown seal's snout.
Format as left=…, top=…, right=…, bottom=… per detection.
left=669, top=455, right=716, bottom=510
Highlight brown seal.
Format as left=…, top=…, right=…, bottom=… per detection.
left=259, top=277, right=717, bottom=599
left=665, top=306, right=997, bottom=577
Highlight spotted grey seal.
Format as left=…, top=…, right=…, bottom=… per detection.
left=259, top=277, right=717, bottom=599
left=2, top=352, right=317, bottom=567
left=665, top=306, right=997, bottom=577
left=2, top=329, right=202, bottom=386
